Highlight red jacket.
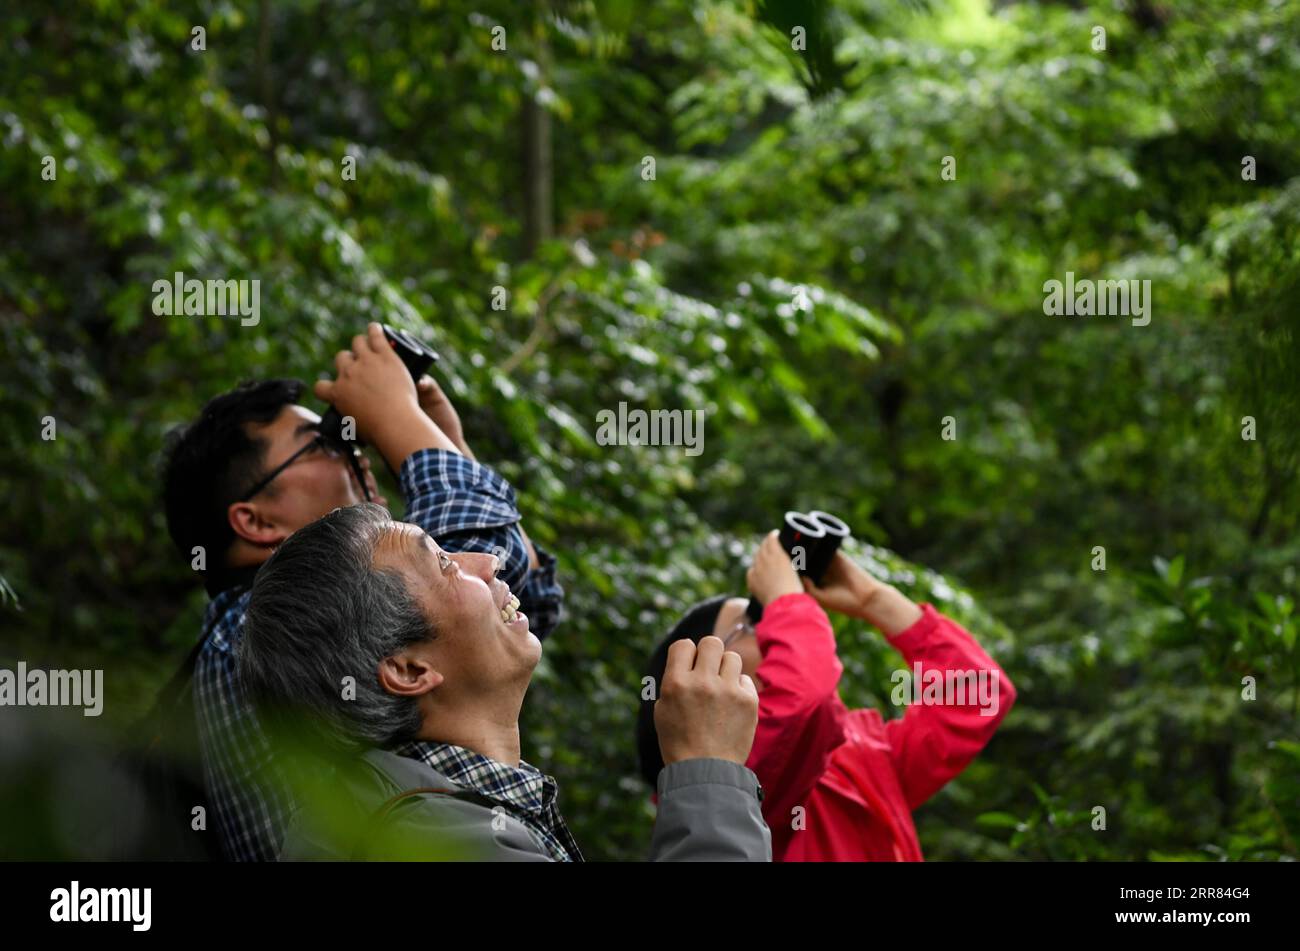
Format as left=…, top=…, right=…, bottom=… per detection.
left=748, top=593, right=1016, bottom=861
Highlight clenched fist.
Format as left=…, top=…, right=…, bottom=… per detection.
left=313, top=323, right=459, bottom=469
left=655, top=636, right=759, bottom=768
left=313, top=322, right=421, bottom=442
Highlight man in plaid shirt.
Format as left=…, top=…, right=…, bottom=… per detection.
left=240, top=500, right=769, bottom=863
left=389, top=737, right=584, bottom=861
left=162, top=327, right=562, bottom=861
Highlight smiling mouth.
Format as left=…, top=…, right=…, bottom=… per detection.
left=500, top=593, right=521, bottom=624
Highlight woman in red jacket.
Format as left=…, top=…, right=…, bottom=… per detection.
left=637, top=532, right=1017, bottom=861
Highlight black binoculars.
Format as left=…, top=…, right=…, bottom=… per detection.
left=745, top=510, right=852, bottom=622
left=319, top=324, right=440, bottom=502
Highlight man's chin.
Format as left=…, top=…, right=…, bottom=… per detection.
left=508, top=613, right=543, bottom=656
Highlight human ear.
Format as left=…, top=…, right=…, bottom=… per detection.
left=227, top=501, right=288, bottom=548
left=378, top=650, right=445, bottom=697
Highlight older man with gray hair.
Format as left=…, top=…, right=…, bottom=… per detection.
left=240, top=503, right=770, bottom=861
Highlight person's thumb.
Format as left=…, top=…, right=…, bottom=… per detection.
left=313, top=379, right=334, bottom=402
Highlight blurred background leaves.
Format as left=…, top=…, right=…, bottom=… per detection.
left=1, top=0, right=1297, bottom=860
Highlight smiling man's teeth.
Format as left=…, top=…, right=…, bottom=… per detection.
left=500, top=593, right=521, bottom=623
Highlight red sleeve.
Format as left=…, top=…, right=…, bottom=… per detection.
left=882, top=604, right=1017, bottom=809
left=746, top=593, right=847, bottom=827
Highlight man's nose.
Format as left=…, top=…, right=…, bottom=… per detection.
left=460, top=551, right=500, bottom=582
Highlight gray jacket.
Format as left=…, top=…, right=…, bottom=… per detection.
left=281, top=748, right=771, bottom=862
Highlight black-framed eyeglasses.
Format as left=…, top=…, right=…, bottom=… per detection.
left=239, top=433, right=350, bottom=501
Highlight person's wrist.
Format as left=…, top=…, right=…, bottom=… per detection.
left=854, top=577, right=888, bottom=620
left=770, top=573, right=804, bottom=603
left=369, top=401, right=443, bottom=467
left=774, top=584, right=803, bottom=602
left=660, top=746, right=688, bottom=767
left=755, top=586, right=799, bottom=606
left=664, top=749, right=744, bottom=767
left=857, top=582, right=924, bottom=636
left=421, top=405, right=472, bottom=458
left=394, top=395, right=429, bottom=424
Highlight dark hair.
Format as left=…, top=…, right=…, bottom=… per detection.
left=161, top=379, right=305, bottom=588
left=238, top=503, right=434, bottom=752
left=635, top=595, right=729, bottom=788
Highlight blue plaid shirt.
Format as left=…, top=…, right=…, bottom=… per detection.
left=193, top=448, right=564, bottom=861
left=393, top=740, right=584, bottom=862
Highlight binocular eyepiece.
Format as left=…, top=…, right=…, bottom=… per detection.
left=745, top=510, right=852, bottom=622
left=319, top=324, right=440, bottom=502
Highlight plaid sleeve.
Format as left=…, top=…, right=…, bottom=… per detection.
left=192, top=593, right=294, bottom=861
left=517, top=543, right=563, bottom=641
left=399, top=449, right=564, bottom=641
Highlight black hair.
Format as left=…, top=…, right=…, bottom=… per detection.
left=635, top=595, right=730, bottom=789
left=239, top=503, right=434, bottom=753
left=161, top=378, right=305, bottom=592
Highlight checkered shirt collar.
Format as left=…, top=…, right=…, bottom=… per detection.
left=394, top=739, right=554, bottom=816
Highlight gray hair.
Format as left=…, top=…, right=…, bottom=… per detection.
left=238, top=503, right=434, bottom=751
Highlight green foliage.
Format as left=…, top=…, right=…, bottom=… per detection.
left=2, top=0, right=1297, bottom=860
